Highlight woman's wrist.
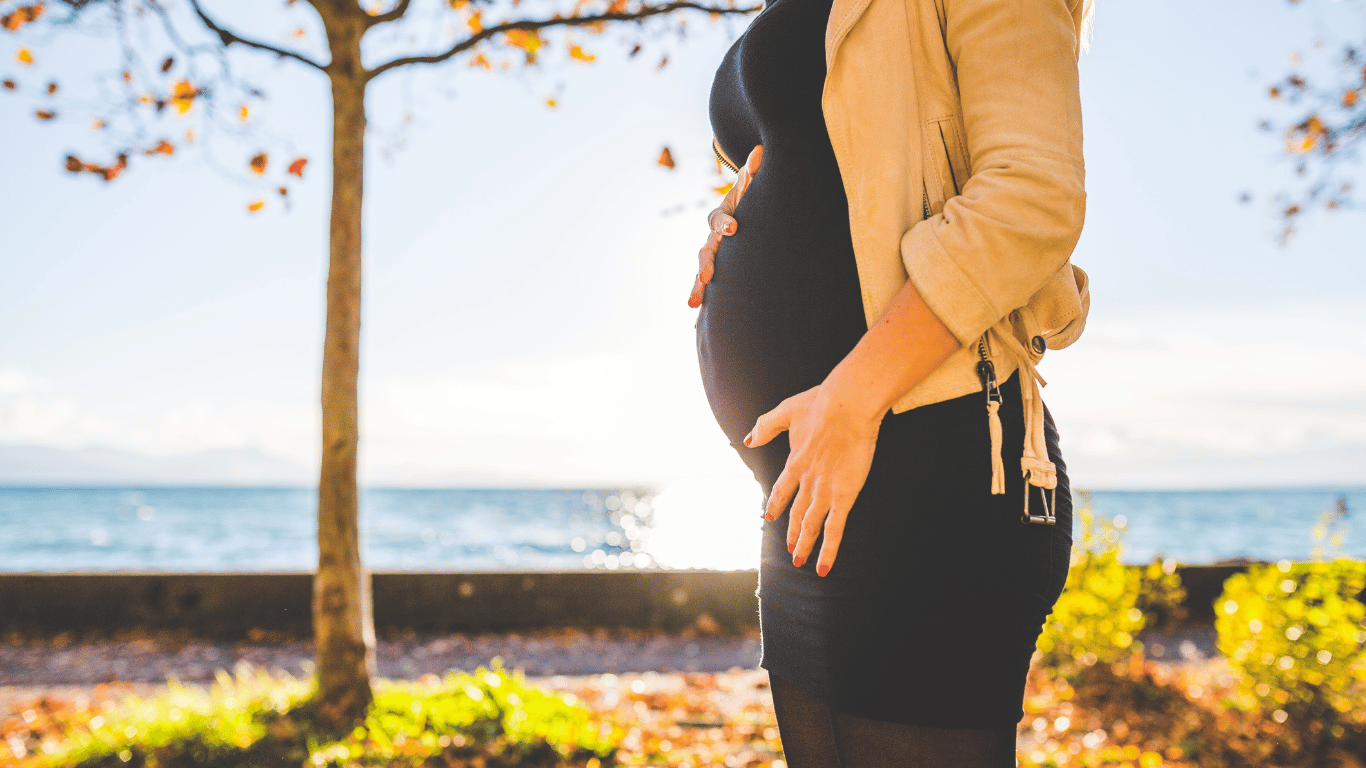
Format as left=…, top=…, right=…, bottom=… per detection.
left=818, top=357, right=892, bottom=429
left=819, top=279, right=963, bottom=424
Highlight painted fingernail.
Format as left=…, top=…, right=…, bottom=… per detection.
left=792, top=555, right=804, bottom=568
left=743, top=431, right=753, bottom=447
left=787, top=540, right=794, bottom=554
left=817, top=564, right=830, bottom=577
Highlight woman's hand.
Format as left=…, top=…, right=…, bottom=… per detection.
left=744, top=381, right=882, bottom=577
left=689, top=144, right=763, bottom=308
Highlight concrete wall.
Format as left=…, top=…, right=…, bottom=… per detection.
left=0, top=570, right=762, bottom=638
left=0, top=564, right=1267, bottom=638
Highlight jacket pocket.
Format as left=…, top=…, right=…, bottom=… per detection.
left=927, top=115, right=972, bottom=209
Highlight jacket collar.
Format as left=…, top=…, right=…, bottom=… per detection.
left=824, top=0, right=875, bottom=69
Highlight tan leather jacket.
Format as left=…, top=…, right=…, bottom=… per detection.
left=712, top=0, right=1092, bottom=503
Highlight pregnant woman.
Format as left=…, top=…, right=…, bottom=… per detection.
left=689, top=0, right=1094, bottom=764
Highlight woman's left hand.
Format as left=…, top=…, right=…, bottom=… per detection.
left=744, top=383, right=882, bottom=577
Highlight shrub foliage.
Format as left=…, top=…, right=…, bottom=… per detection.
left=1216, top=558, right=1366, bottom=761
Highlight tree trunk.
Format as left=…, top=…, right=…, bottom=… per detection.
left=313, top=5, right=374, bottom=730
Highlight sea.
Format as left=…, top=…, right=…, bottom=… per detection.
left=0, top=483, right=1362, bottom=572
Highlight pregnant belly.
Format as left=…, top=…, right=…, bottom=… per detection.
left=694, top=169, right=867, bottom=441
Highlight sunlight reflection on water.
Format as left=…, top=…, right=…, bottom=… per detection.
left=645, top=467, right=764, bottom=571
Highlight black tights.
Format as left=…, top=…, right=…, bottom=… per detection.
left=768, top=671, right=1019, bottom=768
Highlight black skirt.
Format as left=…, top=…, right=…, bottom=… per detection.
left=695, top=0, right=1074, bottom=730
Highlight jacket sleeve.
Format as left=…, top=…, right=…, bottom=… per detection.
left=899, top=0, right=1087, bottom=347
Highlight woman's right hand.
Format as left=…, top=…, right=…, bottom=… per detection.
left=689, top=144, right=763, bottom=309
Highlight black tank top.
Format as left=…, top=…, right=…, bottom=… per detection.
left=696, top=0, right=870, bottom=444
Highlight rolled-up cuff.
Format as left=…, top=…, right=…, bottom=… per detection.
left=899, top=225, right=1001, bottom=347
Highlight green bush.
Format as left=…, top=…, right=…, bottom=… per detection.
left=37, top=659, right=620, bottom=768
left=1216, top=557, right=1366, bottom=758
left=1134, top=556, right=1187, bottom=632
left=1036, top=501, right=1147, bottom=679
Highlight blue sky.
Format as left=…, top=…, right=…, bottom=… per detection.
left=1, top=0, right=1364, bottom=490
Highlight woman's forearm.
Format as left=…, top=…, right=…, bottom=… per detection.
left=820, top=277, right=963, bottom=425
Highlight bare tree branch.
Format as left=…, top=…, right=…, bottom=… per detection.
left=363, top=0, right=414, bottom=29
left=186, top=0, right=328, bottom=72
left=364, top=1, right=761, bottom=83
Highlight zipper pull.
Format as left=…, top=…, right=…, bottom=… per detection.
left=977, top=337, right=1006, bottom=495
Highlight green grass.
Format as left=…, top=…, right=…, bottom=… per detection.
left=23, top=659, right=622, bottom=768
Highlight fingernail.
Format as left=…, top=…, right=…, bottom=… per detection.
left=786, top=540, right=794, bottom=554
left=816, top=564, right=830, bottom=577
left=792, top=555, right=804, bottom=568
left=743, top=431, right=753, bottom=447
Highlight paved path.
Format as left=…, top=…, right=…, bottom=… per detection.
left=1, top=627, right=764, bottom=718
left=0, top=624, right=1219, bottom=720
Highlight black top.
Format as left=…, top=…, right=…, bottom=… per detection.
left=696, top=0, right=869, bottom=445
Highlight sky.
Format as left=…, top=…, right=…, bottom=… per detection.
left=1, top=0, right=1365, bottom=492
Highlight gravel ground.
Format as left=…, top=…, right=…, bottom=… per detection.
left=0, top=626, right=764, bottom=719
left=0, top=623, right=1219, bottom=721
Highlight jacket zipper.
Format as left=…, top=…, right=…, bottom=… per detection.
left=713, top=139, right=739, bottom=173
left=975, top=335, right=999, bottom=401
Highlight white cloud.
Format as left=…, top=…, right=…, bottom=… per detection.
left=1041, top=302, right=1366, bottom=487
left=359, top=348, right=738, bottom=486
left=3, top=302, right=1363, bottom=489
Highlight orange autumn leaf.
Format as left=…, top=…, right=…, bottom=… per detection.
left=35, top=108, right=55, bottom=120
left=249, top=152, right=267, bottom=175
left=145, top=140, right=174, bottom=155
left=278, top=186, right=289, bottom=197
left=469, top=52, right=491, bottom=69
left=171, top=79, right=198, bottom=115
left=658, top=146, right=675, bottom=169
left=713, top=182, right=734, bottom=195
left=122, top=70, right=132, bottom=82
left=17, top=46, right=34, bottom=65
left=569, top=45, right=595, bottom=62
left=504, top=28, right=543, bottom=62
left=467, top=10, right=482, bottom=32
left=546, top=97, right=558, bottom=108
left=185, top=128, right=195, bottom=142
left=2, top=3, right=45, bottom=33
left=1344, top=89, right=1359, bottom=108
left=65, top=151, right=130, bottom=182
left=288, top=157, right=307, bottom=177
left=3, top=79, right=15, bottom=90
left=91, top=118, right=104, bottom=129
left=45, top=81, right=56, bottom=94
left=291, top=26, right=306, bottom=38
left=100, top=163, right=127, bottom=181
left=248, top=200, right=265, bottom=212
left=239, top=104, right=250, bottom=121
